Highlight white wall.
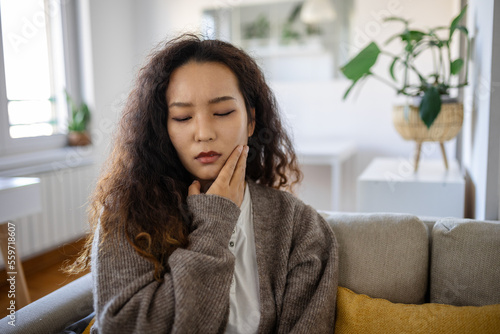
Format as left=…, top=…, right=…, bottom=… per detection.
left=460, top=0, right=500, bottom=220
left=83, top=0, right=139, bottom=168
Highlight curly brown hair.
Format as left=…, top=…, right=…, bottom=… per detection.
left=67, top=33, right=302, bottom=281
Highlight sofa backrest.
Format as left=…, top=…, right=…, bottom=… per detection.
left=321, top=212, right=500, bottom=307
left=430, top=218, right=500, bottom=306
left=320, top=212, right=429, bottom=304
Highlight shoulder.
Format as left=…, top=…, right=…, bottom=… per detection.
left=248, top=182, right=337, bottom=269
left=247, top=180, right=304, bottom=213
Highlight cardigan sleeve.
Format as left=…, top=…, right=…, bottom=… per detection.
left=91, top=194, right=240, bottom=334
left=277, top=204, right=339, bottom=334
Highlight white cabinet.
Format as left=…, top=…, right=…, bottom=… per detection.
left=357, top=158, right=465, bottom=218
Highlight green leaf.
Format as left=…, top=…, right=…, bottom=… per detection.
left=449, top=5, right=467, bottom=41
left=456, top=25, right=469, bottom=36
left=343, top=78, right=360, bottom=100
left=340, top=42, right=381, bottom=81
left=389, top=57, right=398, bottom=81
left=403, top=30, right=426, bottom=43
left=287, top=3, right=303, bottom=23
left=419, top=86, right=442, bottom=128
left=450, top=59, right=464, bottom=75
left=384, top=17, right=409, bottom=25
left=385, top=29, right=426, bottom=46
left=428, top=40, right=444, bottom=48
left=65, top=89, right=91, bottom=132
left=75, top=110, right=85, bottom=125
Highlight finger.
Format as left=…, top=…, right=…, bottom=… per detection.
left=229, top=145, right=249, bottom=186
left=217, top=145, right=243, bottom=185
left=188, top=180, right=201, bottom=196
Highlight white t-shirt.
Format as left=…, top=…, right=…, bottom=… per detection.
left=225, top=183, right=261, bottom=334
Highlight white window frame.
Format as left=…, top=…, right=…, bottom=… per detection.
left=0, top=0, right=85, bottom=165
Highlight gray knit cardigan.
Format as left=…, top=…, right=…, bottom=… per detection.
left=91, top=180, right=338, bottom=333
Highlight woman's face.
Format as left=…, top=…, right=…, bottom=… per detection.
left=166, top=61, right=255, bottom=187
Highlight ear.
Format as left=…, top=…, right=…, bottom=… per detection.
left=248, top=108, right=256, bottom=137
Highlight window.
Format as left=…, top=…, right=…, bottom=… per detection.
left=0, top=0, right=81, bottom=157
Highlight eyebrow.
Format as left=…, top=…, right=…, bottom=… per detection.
left=168, top=96, right=236, bottom=108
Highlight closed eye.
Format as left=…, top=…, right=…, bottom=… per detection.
left=172, top=116, right=191, bottom=122
left=215, top=110, right=235, bottom=117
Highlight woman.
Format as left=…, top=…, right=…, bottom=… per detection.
left=71, top=33, right=338, bottom=333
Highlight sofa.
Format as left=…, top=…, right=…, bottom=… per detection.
left=1, top=212, right=499, bottom=333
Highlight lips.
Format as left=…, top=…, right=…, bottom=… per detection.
left=195, top=151, right=221, bottom=164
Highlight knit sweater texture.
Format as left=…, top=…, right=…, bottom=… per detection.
left=91, top=180, right=338, bottom=333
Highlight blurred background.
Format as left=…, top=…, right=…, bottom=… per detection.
left=0, top=0, right=499, bottom=315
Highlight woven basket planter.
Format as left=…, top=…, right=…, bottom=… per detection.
left=392, top=102, right=463, bottom=142
left=392, top=102, right=463, bottom=171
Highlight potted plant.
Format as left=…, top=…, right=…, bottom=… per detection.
left=340, top=6, right=469, bottom=171
left=243, top=14, right=271, bottom=49
left=66, top=91, right=91, bottom=146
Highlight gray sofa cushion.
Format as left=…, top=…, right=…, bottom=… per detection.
left=430, top=218, right=500, bottom=306
left=321, top=212, right=428, bottom=304
left=0, top=273, right=93, bottom=334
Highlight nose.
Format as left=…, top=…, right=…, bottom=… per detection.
left=194, top=116, right=216, bottom=142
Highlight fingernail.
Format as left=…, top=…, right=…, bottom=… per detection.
left=238, top=145, right=243, bottom=152
left=245, top=146, right=249, bottom=153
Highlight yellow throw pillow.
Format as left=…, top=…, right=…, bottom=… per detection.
left=335, top=286, right=500, bottom=334
left=83, top=316, right=96, bottom=334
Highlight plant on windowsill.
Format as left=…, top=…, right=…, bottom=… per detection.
left=243, top=14, right=271, bottom=49
left=66, top=91, right=91, bottom=146
left=340, top=6, right=469, bottom=171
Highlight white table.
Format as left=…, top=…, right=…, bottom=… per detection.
left=296, top=140, right=357, bottom=211
left=0, top=177, right=41, bottom=308
left=357, top=158, right=465, bottom=217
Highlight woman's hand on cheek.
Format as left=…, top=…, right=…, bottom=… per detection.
left=188, top=145, right=249, bottom=207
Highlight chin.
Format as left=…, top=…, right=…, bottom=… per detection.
left=196, top=176, right=216, bottom=183
left=193, top=170, right=220, bottom=183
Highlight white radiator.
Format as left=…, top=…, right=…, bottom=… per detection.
left=0, top=164, right=98, bottom=267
